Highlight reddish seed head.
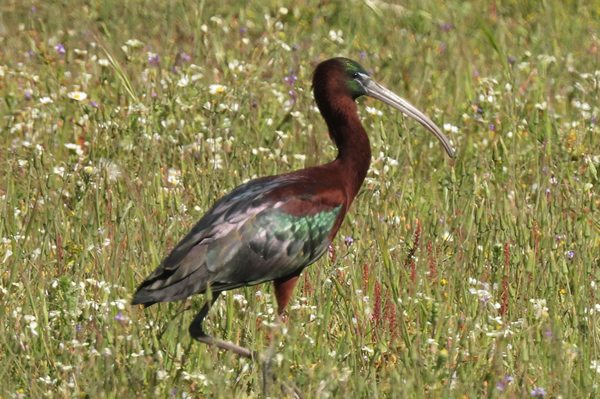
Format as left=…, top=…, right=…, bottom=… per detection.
left=372, top=281, right=382, bottom=330
left=328, top=243, right=336, bottom=263
left=384, top=291, right=397, bottom=340
left=362, top=263, right=370, bottom=291
left=303, top=271, right=313, bottom=297
left=427, top=241, right=437, bottom=280
left=500, top=242, right=510, bottom=316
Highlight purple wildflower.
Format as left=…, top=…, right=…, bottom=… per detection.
left=496, top=375, right=513, bottom=391
left=359, top=51, right=367, bottom=60
left=148, top=53, right=160, bottom=66
left=439, top=22, right=454, bottom=32
left=530, top=387, right=546, bottom=397
left=24, top=89, right=32, bottom=101
left=489, top=123, right=496, bottom=131
left=284, top=72, right=297, bottom=86
left=344, top=236, right=354, bottom=247
left=284, top=72, right=298, bottom=104
left=90, top=100, right=99, bottom=108
left=288, top=89, right=297, bottom=103
left=54, top=43, right=66, bottom=56
left=115, top=311, right=127, bottom=323
left=179, top=51, right=191, bottom=63
left=507, top=55, right=516, bottom=65
left=566, top=250, right=575, bottom=260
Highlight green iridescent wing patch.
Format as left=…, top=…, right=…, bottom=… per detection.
left=240, top=205, right=342, bottom=276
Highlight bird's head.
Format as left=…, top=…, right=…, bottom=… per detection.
left=313, top=57, right=455, bottom=158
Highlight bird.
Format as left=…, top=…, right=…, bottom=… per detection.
left=132, top=57, right=455, bottom=358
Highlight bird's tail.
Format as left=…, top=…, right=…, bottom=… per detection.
left=131, top=287, right=158, bottom=307
left=131, top=262, right=213, bottom=307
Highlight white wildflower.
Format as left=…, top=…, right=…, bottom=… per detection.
left=2, top=249, right=12, bottom=263
left=469, top=288, right=492, bottom=303
left=529, top=298, right=548, bottom=319
left=365, top=106, right=383, bottom=116
left=208, top=84, right=226, bottom=95
left=65, top=143, right=84, bottom=156
left=98, top=158, right=122, bottom=181
left=125, top=39, right=144, bottom=48
left=67, top=91, right=88, bottom=102
left=591, top=360, right=600, bottom=374
left=167, top=168, right=181, bottom=186
left=156, top=370, right=168, bottom=380
left=177, top=75, right=190, bottom=87
left=328, top=29, right=344, bottom=44
left=441, top=231, right=454, bottom=242
left=361, top=346, right=374, bottom=354
left=443, top=123, right=459, bottom=133
left=38, top=376, right=57, bottom=385
left=24, top=315, right=38, bottom=336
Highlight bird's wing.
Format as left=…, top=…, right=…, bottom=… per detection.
left=132, top=175, right=346, bottom=305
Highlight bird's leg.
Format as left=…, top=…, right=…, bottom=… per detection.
left=264, top=275, right=300, bottom=364
left=258, top=275, right=303, bottom=396
left=274, top=274, right=300, bottom=318
left=189, top=291, right=254, bottom=359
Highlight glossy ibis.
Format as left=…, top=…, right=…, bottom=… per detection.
left=132, top=57, right=455, bottom=358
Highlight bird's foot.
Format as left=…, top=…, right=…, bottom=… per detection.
left=190, top=327, right=255, bottom=359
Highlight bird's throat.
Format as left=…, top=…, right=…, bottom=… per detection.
left=327, top=103, right=371, bottom=204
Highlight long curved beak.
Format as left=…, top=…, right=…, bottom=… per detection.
left=364, top=79, right=455, bottom=158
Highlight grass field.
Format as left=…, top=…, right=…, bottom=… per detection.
left=1, top=0, right=599, bottom=397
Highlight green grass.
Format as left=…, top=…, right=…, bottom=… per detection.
left=1, top=0, right=599, bottom=397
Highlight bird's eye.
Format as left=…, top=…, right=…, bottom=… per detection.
left=353, top=72, right=361, bottom=79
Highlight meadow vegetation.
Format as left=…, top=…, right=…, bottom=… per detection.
left=1, top=0, right=599, bottom=397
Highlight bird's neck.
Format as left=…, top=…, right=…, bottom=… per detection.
left=322, top=97, right=372, bottom=203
